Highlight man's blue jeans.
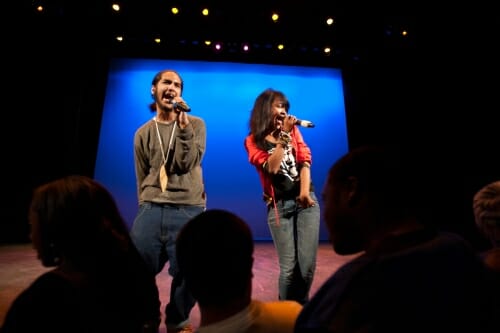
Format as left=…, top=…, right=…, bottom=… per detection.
left=267, top=192, right=320, bottom=304
left=130, top=202, right=205, bottom=330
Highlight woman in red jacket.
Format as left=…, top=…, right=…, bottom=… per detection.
left=244, top=88, right=320, bottom=305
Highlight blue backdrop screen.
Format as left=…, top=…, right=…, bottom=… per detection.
left=94, top=58, right=348, bottom=240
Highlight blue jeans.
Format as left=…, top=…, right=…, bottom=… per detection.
left=267, top=192, right=320, bottom=304
left=130, top=202, right=205, bottom=330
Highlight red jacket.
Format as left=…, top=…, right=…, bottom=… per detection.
left=244, top=126, right=312, bottom=201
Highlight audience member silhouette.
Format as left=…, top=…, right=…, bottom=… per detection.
left=294, top=145, right=497, bottom=333
left=473, top=180, right=500, bottom=275
left=1, top=175, right=160, bottom=333
left=473, top=180, right=500, bottom=328
left=176, top=209, right=303, bottom=333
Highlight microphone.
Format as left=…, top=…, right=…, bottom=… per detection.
left=295, top=118, right=315, bottom=128
left=172, top=101, right=191, bottom=112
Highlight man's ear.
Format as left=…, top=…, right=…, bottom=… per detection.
left=346, top=176, right=361, bottom=205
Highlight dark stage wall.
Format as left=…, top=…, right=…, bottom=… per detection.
left=3, top=15, right=498, bottom=250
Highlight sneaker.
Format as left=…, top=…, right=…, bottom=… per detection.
left=167, top=324, right=193, bottom=333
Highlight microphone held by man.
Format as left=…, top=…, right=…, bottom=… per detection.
left=173, top=100, right=191, bottom=112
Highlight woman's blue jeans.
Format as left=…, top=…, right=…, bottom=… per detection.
left=267, top=192, right=321, bottom=304
left=130, top=202, right=205, bottom=330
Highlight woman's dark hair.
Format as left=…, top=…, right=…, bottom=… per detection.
left=248, top=88, right=289, bottom=150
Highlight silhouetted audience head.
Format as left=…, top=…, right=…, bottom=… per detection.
left=1, top=175, right=160, bottom=333
left=294, top=145, right=498, bottom=333
left=473, top=180, right=500, bottom=273
left=473, top=180, right=500, bottom=245
left=177, top=209, right=304, bottom=332
left=176, top=208, right=254, bottom=307
left=322, top=144, right=425, bottom=255
left=29, top=174, right=131, bottom=267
